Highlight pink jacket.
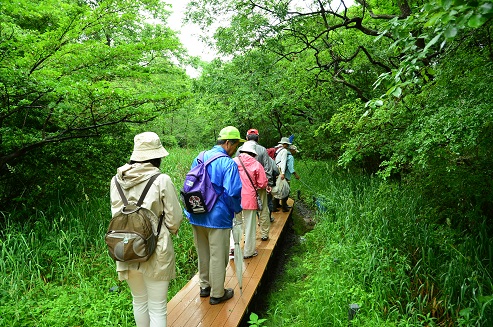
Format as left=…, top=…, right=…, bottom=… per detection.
left=234, top=153, right=268, bottom=210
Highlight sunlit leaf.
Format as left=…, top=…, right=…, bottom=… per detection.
left=424, top=33, right=442, bottom=52
left=479, top=3, right=493, bottom=14
left=392, top=87, right=402, bottom=97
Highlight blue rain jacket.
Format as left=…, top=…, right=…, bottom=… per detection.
left=185, top=145, right=242, bottom=229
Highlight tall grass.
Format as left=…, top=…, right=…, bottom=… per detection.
left=265, top=159, right=492, bottom=326
left=0, top=148, right=200, bottom=326
left=1, top=152, right=491, bottom=326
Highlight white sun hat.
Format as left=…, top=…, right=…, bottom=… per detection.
left=239, top=140, right=258, bottom=155
left=278, top=137, right=292, bottom=145
left=130, top=132, right=169, bottom=161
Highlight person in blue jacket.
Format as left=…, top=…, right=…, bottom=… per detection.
left=185, top=126, right=244, bottom=305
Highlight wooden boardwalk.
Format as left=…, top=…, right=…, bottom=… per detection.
left=167, top=198, right=294, bottom=327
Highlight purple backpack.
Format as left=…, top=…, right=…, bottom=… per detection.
left=181, top=151, right=228, bottom=214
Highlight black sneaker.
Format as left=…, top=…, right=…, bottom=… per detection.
left=200, top=286, right=211, bottom=297
left=209, top=288, right=234, bottom=305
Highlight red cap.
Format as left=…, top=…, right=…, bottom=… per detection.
left=247, top=129, right=259, bottom=135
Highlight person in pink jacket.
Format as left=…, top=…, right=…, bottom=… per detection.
left=233, top=141, right=268, bottom=258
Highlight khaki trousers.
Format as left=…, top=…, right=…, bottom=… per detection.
left=192, top=225, right=230, bottom=298
left=257, top=188, right=270, bottom=238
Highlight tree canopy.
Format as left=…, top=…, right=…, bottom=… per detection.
left=0, top=0, right=191, bottom=168
left=186, top=0, right=493, bottom=223
left=1, top=1, right=493, bottom=324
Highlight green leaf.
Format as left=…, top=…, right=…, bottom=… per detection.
left=392, top=87, right=402, bottom=97
left=424, top=12, right=445, bottom=27
left=444, top=26, right=458, bottom=39
left=468, top=14, right=487, bottom=28
left=479, top=3, right=493, bottom=15
left=424, top=33, right=442, bottom=52
left=442, top=0, right=453, bottom=11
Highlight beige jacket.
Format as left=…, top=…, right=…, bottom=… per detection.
left=110, top=163, right=183, bottom=281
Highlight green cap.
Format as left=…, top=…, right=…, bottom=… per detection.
left=217, top=126, right=246, bottom=142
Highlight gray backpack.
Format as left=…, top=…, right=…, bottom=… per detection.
left=105, top=174, right=164, bottom=262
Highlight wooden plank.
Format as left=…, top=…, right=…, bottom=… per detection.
left=168, top=275, right=200, bottom=314
left=168, top=199, right=293, bottom=327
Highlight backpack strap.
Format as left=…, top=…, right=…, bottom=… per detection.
left=136, top=173, right=160, bottom=207
left=113, top=173, right=160, bottom=207
left=197, top=150, right=228, bottom=166
left=196, top=151, right=205, bottom=164
left=114, top=173, right=165, bottom=236
left=114, top=176, right=129, bottom=206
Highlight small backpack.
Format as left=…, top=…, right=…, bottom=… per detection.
left=105, top=174, right=164, bottom=263
left=181, top=151, right=228, bottom=214
left=267, top=147, right=276, bottom=160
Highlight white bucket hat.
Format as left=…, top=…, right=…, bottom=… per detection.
left=130, top=132, right=169, bottom=161
left=239, top=140, right=258, bottom=155
left=278, top=137, right=292, bottom=145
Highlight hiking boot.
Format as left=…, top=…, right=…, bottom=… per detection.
left=272, top=198, right=280, bottom=212
left=244, top=250, right=258, bottom=259
left=200, top=286, right=211, bottom=297
left=209, top=288, right=234, bottom=305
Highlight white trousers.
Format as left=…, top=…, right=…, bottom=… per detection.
left=126, top=269, right=170, bottom=327
left=231, top=210, right=257, bottom=257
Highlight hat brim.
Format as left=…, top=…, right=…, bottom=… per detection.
left=130, top=147, right=169, bottom=161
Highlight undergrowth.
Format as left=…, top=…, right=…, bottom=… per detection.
left=1, top=153, right=491, bottom=326
left=0, top=148, right=199, bottom=326
left=265, top=159, right=492, bottom=326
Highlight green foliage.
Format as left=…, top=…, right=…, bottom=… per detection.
left=0, top=0, right=194, bottom=215
left=268, top=159, right=492, bottom=326
left=248, top=312, right=267, bottom=327
left=373, top=0, right=493, bottom=101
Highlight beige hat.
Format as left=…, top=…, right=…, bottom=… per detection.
left=278, top=137, right=292, bottom=145
left=239, top=140, right=258, bottom=155
left=130, top=132, right=169, bottom=161
left=289, top=145, right=300, bottom=153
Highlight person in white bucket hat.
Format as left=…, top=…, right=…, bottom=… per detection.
left=237, top=129, right=276, bottom=238
left=110, top=131, right=183, bottom=327
left=233, top=140, right=268, bottom=259
left=273, top=136, right=292, bottom=212
left=130, top=131, right=169, bottom=161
